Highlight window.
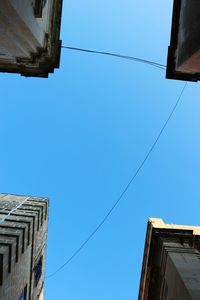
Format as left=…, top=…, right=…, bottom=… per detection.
left=34, top=256, right=43, bottom=287
left=18, top=286, right=27, bottom=300
left=34, top=0, right=47, bottom=18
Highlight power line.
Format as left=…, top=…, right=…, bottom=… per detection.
left=61, top=46, right=166, bottom=70
left=46, top=82, right=187, bottom=279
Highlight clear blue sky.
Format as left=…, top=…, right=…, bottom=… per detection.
left=1, top=1, right=200, bottom=299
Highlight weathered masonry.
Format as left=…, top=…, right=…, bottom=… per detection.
left=138, top=218, right=200, bottom=300
left=0, top=0, right=63, bottom=77
left=166, top=0, right=200, bottom=81
left=0, top=194, right=48, bottom=300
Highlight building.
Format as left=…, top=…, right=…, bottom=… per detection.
left=166, top=0, right=200, bottom=82
left=0, top=193, right=49, bottom=300
left=0, top=0, right=63, bottom=78
left=138, top=218, right=200, bottom=300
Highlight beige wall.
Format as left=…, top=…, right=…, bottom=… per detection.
left=38, top=288, right=44, bottom=300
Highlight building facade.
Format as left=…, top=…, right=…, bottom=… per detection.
left=138, top=218, right=200, bottom=300
left=0, top=194, right=48, bottom=300
left=166, top=0, right=200, bottom=82
left=0, top=0, right=63, bottom=77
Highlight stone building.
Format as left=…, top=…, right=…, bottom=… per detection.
left=166, top=0, right=200, bottom=82
left=138, top=218, right=200, bottom=300
left=0, top=193, right=49, bottom=300
left=0, top=0, right=63, bottom=77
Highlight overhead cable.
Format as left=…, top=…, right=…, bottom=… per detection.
left=46, top=82, right=187, bottom=279
left=61, top=46, right=166, bottom=70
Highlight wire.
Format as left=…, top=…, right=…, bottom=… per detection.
left=0, top=196, right=30, bottom=225
left=46, top=82, right=187, bottom=279
left=61, top=46, right=166, bottom=70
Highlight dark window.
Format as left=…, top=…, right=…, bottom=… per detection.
left=18, top=286, right=27, bottom=300
left=34, top=256, right=43, bottom=287
left=34, top=0, right=47, bottom=18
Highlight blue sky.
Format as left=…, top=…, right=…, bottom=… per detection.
left=1, top=0, right=200, bottom=299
